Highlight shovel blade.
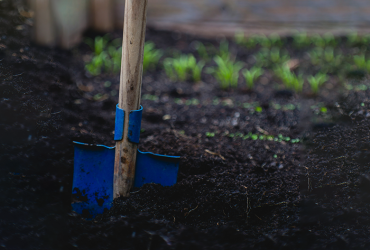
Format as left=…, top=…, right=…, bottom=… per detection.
left=134, top=150, right=180, bottom=188
left=72, top=142, right=114, bottom=219
left=72, top=142, right=180, bottom=218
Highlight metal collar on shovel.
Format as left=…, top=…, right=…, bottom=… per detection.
left=71, top=0, right=180, bottom=219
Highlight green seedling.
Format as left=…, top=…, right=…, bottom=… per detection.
left=104, top=81, right=111, bottom=87
left=311, top=33, right=337, bottom=48
left=323, top=47, right=342, bottom=64
left=187, top=55, right=205, bottom=82
left=347, top=32, right=370, bottom=47
left=254, top=34, right=283, bottom=48
left=164, top=55, right=188, bottom=81
left=235, top=31, right=248, bottom=46
left=235, top=31, right=259, bottom=48
left=167, top=56, right=188, bottom=81
left=143, top=42, right=163, bottom=72
left=163, top=59, right=176, bottom=81
left=85, top=52, right=113, bottom=76
left=206, top=132, right=215, bottom=138
left=308, top=47, right=323, bottom=65
left=322, top=33, right=338, bottom=47
left=142, top=94, right=159, bottom=101
left=235, top=32, right=261, bottom=48
left=243, top=67, right=264, bottom=89
left=254, top=47, right=290, bottom=67
left=353, top=55, right=370, bottom=71
left=194, top=41, right=211, bottom=61
left=84, top=35, right=111, bottom=75
left=284, top=103, right=296, bottom=111
left=218, top=40, right=231, bottom=60
left=311, top=34, right=325, bottom=48
left=272, top=103, right=281, bottom=110
left=293, top=32, right=311, bottom=48
left=274, top=65, right=304, bottom=92
left=355, top=84, right=368, bottom=91
left=185, top=98, right=200, bottom=105
left=206, top=55, right=244, bottom=89
left=308, top=47, right=343, bottom=73
left=307, top=73, right=328, bottom=94
left=164, top=54, right=205, bottom=82
left=107, top=45, right=122, bottom=74
left=85, top=35, right=110, bottom=56
left=254, top=48, right=269, bottom=66
left=270, top=47, right=282, bottom=63
left=85, top=37, right=161, bottom=75
left=269, top=33, right=283, bottom=48
left=257, top=34, right=271, bottom=48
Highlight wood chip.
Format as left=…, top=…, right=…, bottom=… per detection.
left=205, top=149, right=225, bottom=160
left=286, top=59, right=300, bottom=70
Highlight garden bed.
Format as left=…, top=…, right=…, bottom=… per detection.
left=2, top=1, right=370, bottom=249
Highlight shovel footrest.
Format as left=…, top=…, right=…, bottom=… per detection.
left=114, top=104, right=143, bottom=143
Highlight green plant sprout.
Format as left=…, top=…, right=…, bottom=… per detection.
left=225, top=131, right=300, bottom=144
left=85, top=37, right=161, bottom=75
left=254, top=34, right=283, bottom=48
left=107, top=45, right=122, bottom=73
left=206, top=132, right=215, bottom=138
left=254, top=48, right=269, bottom=66
left=234, top=32, right=260, bottom=48
left=308, top=47, right=323, bottom=65
left=268, top=33, right=283, bottom=48
left=293, top=32, right=311, bottom=48
left=235, top=31, right=247, bottom=46
left=164, top=54, right=205, bottom=82
left=322, top=33, right=338, bottom=47
left=187, top=55, right=205, bottom=82
left=165, top=56, right=188, bottom=81
left=254, top=47, right=290, bottom=67
left=219, top=40, right=231, bottom=60
left=347, top=32, right=370, bottom=47
left=353, top=55, right=370, bottom=71
left=143, top=42, right=163, bottom=72
left=323, top=47, right=342, bottom=64
left=142, top=94, right=159, bottom=101
left=274, top=65, right=304, bottom=92
left=307, top=73, right=329, bottom=94
left=85, top=35, right=110, bottom=56
left=308, top=47, right=343, bottom=73
left=311, top=33, right=337, bottom=48
left=206, top=55, right=244, bottom=89
left=194, top=41, right=211, bottom=62
left=243, top=67, right=264, bottom=89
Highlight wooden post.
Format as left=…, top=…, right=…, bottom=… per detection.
left=29, top=0, right=56, bottom=46
left=114, top=0, right=148, bottom=198
left=90, top=0, right=114, bottom=32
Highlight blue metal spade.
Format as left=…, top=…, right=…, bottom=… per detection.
left=72, top=105, right=180, bottom=219
left=71, top=0, right=180, bottom=219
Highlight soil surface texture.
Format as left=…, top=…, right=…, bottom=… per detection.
left=1, top=1, right=370, bottom=249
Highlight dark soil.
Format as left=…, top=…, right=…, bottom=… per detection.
left=2, top=1, right=370, bottom=249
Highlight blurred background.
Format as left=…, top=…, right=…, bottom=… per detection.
left=27, top=0, right=370, bottom=48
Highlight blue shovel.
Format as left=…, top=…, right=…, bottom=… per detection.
left=71, top=0, right=180, bottom=219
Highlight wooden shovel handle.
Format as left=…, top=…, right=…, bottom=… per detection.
left=114, top=0, right=148, bottom=198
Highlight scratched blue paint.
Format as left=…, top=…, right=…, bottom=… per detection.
left=114, top=104, right=124, bottom=141
left=72, top=142, right=114, bottom=219
left=128, top=105, right=143, bottom=143
left=134, top=150, right=180, bottom=187
left=72, top=142, right=180, bottom=218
